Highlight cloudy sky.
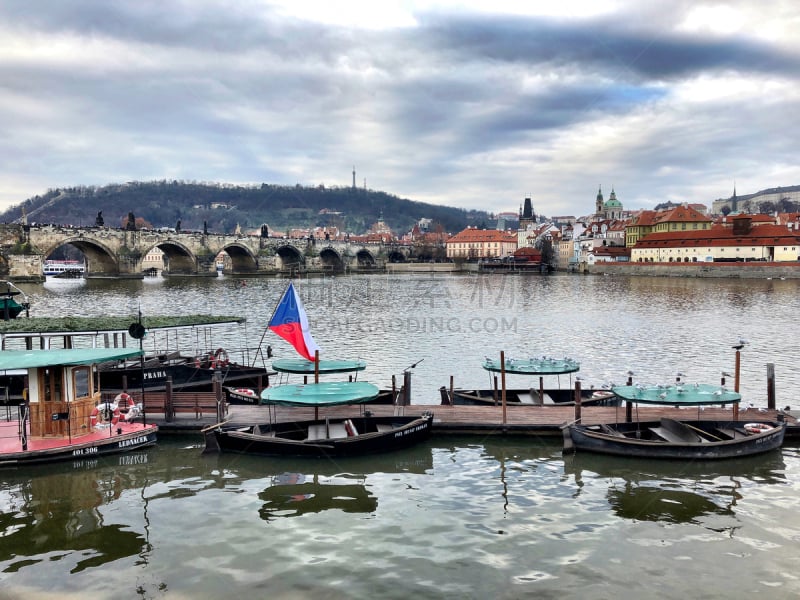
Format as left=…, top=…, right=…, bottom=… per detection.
left=1, top=1, right=798, bottom=218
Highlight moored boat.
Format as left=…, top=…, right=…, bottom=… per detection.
left=204, top=381, right=433, bottom=457
left=99, top=348, right=272, bottom=394
left=563, top=381, right=786, bottom=459
left=445, top=356, right=618, bottom=407
left=0, top=281, right=30, bottom=320
left=43, top=259, right=85, bottom=277
left=0, top=347, right=158, bottom=467
left=224, top=357, right=396, bottom=405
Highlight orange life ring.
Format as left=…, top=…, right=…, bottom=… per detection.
left=90, top=402, right=120, bottom=428
left=214, top=347, right=229, bottom=367
left=744, top=422, right=773, bottom=434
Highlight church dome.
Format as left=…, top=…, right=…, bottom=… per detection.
left=604, top=188, right=622, bottom=209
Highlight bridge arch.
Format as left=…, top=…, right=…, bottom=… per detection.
left=387, top=249, right=406, bottom=263
left=219, top=243, right=258, bottom=273
left=40, top=237, right=119, bottom=276
left=356, top=248, right=376, bottom=267
left=147, top=240, right=199, bottom=275
left=319, top=246, right=345, bottom=273
left=275, top=244, right=305, bottom=274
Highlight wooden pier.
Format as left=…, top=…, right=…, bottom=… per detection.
left=149, top=403, right=800, bottom=440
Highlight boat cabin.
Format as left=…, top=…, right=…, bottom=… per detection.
left=1, top=348, right=143, bottom=439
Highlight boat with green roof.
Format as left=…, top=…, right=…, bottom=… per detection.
left=0, top=347, right=158, bottom=466
left=563, top=378, right=786, bottom=459
left=445, top=356, right=619, bottom=407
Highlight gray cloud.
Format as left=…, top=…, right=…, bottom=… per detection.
left=1, top=1, right=798, bottom=218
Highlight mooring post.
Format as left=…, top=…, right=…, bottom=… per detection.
left=574, top=379, right=582, bottom=423
left=403, top=369, right=412, bottom=406
left=500, top=351, right=507, bottom=425
left=165, top=377, right=174, bottom=422
left=766, top=363, right=775, bottom=410
left=733, top=348, right=741, bottom=421
left=214, top=373, right=224, bottom=423
left=625, top=374, right=633, bottom=423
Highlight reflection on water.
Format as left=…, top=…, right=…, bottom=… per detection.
left=0, top=453, right=153, bottom=573
left=1, top=436, right=800, bottom=598
left=259, top=476, right=378, bottom=520
left=563, top=450, right=787, bottom=528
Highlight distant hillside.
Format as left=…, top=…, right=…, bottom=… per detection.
left=0, top=181, right=492, bottom=235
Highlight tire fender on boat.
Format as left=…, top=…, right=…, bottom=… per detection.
left=744, top=422, right=773, bottom=434
left=90, top=402, right=120, bottom=428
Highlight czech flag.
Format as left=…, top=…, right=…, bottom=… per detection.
left=268, top=282, right=321, bottom=361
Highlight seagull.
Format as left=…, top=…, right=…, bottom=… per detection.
left=732, top=338, right=749, bottom=350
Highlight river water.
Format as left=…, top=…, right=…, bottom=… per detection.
left=2, top=273, right=800, bottom=598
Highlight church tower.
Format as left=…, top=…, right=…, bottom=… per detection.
left=519, top=197, right=536, bottom=229
left=595, top=186, right=604, bottom=216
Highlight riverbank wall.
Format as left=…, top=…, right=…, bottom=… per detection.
left=586, top=261, right=800, bottom=279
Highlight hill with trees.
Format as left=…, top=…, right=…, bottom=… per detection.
left=0, top=180, right=492, bottom=236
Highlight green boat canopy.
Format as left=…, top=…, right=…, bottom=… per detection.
left=0, top=347, right=143, bottom=371
left=611, top=383, right=741, bottom=406
left=483, top=356, right=580, bottom=375
left=271, top=358, right=367, bottom=375
left=260, top=381, right=380, bottom=407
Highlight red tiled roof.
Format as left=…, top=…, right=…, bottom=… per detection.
left=514, top=247, right=542, bottom=257
left=446, top=228, right=518, bottom=243
left=634, top=223, right=800, bottom=248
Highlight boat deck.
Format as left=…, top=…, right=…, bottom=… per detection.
left=0, top=420, right=155, bottom=454
left=147, top=403, right=800, bottom=439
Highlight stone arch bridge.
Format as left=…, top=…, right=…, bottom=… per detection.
left=0, top=224, right=412, bottom=281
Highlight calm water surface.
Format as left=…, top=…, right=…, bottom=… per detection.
left=18, top=272, right=800, bottom=406
left=2, top=437, right=799, bottom=599
left=2, top=273, right=799, bottom=599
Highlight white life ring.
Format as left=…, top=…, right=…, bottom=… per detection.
left=234, top=388, right=256, bottom=397
left=114, top=392, right=136, bottom=411
left=90, top=402, right=120, bottom=428
left=744, top=422, right=773, bottom=434
left=214, top=347, right=229, bottom=368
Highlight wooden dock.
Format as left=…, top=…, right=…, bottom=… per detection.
left=149, top=403, right=800, bottom=440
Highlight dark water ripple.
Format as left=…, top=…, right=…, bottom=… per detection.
left=2, top=274, right=799, bottom=598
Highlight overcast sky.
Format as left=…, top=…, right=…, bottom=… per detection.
left=1, top=1, right=798, bottom=219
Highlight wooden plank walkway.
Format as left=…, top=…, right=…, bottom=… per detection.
left=148, top=403, right=800, bottom=439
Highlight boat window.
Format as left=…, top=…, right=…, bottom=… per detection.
left=73, top=367, right=91, bottom=399
left=39, top=366, right=64, bottom=402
